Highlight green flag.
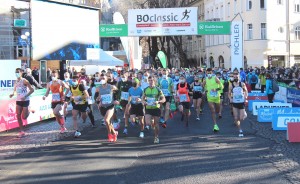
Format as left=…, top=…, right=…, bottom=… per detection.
left=157, top=51, right=167, bottom=68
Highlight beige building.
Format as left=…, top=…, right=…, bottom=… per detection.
left=177, top=0, right=300, bottom=69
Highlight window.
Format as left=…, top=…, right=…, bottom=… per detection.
left=295, top=26, right=300, bottom=40
left=248, top=24, right=253, bottom=40
left=227, top=3, right=230, bottom=17
left=295, top=0, right=300, bottom=12
left=247, top=0, right=252, bottom=10
left=277, top=0, right=283, bottom=5
left=261, top=23, right=267, bottom=39
left=260, top=0, right=265, bottom=9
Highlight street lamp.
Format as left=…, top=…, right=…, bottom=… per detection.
left=21, top=31, right=30, bottom=68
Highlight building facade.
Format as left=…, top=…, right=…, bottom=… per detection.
left=203, top=0, right=300, bottom=69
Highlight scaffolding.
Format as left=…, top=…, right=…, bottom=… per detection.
left=0, top=15, right=15, bottom=59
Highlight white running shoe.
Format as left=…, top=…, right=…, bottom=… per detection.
left=239, top=130, right=244, bottom=137
left=123, top=128, right=128, bottom=135
left=196, top=117, right=200, bottom=121
left=74, top=131, right=81, bottom=138
left=154, top=137, right=159, bottom=144
left=139, top=132, right=144, bottom=138
left=145, top=125, right=150, bottom=130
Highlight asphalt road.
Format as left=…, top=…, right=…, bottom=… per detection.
left=0, top=103, right=291, bottom=184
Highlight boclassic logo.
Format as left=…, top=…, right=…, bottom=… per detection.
left=136, top=9, right=191, bottom=23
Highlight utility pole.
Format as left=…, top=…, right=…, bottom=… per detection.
left=287, top=0, right=291, bottom=67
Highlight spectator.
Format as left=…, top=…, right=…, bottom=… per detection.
left=265, top=73, right=275, bottom=103
left=23, top=68, right=43, bottom=89
left=32, top=67, right=39, bottom=83
left=258, top=69, right=267, bottom=93
left=247, top=70, right=259, bottom=90
left=47, top=68, right=51, bottom=82
left=239, top=68, right=246, bottom=83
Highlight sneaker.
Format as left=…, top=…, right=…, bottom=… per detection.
left=123, top=128, right=128, bottom=135
left=113, top=131, right=118, bottom=142
left=239, top=130, right=244, bottom=137
left=159, top=117, right=164, bottom=123
left=17, top=131, right=26, bottom=138
left=108, top=134, right=114, bottom=142
left=74, top=131, right=81, bottom=138
left=218, top=114, right=222, bottom=119
left=139, top=132, right=144, bottom=138
left=102, top=121, right=106, bottom=126
left=145, top=125, right=150, bottom=131
left=161, top=122, right=167, bottom=128
left=91, top=124, right=96, bottom=128
left=213, top=124, right=220, bottom=132
left=154, top=137, right=159, bottom=144
left=196, top=117, right=200, bottom=121
left=60, top=127, right=67, bottom=134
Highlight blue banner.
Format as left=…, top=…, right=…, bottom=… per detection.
left=248, top=100, right=284, bottom=111
left=248, top=93, right=266, bottom=97
left=258, top=108, right=300, bottom=123
left=287, top=88, right=300, bottom=107
left=272, top=114, right=300, bottom=130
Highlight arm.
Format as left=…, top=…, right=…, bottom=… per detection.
left=43, top=83, right=51, bottom=100
left=27, top=75, right=43, bottom=89
left=228, top=83, right=232, bottom=101
left=215, top=77, right=224, bottom=91
left=158, top=90, right=166, bottom=104
left=242, top=82, right=248, bottom=101
left=24, top=80, right=34, bottom=99
left=9, top=82, right=17, bottom=98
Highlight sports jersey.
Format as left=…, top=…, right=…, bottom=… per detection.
left=118, top=81, right=132, bottom=101
left=70, top=85, right=86, bottom=105
left=15, top=78, right=29, bottom=101
left=177, top=83, right=191, bottom=102
left=144, top=87, right=163, bottom=109
left=232, top=82, right=245, bottom=103
left=49, top=80, right=64, bottom=102
left=128, top=87, right=143, bottom=104
left=158, top=77, right=173, bottom=97
left=205, top=76, right=223, bottom=100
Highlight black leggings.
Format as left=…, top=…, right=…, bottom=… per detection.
left=88, top=104, right=95, bottom=125
left=268, top=93, right=275, bottom=103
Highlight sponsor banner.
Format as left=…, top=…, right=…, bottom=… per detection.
left=0, top=60, right=21, bottom=94
left=257, top=107, right=300, bottom=123
left=248, top=100, right=284, bottom=111
left=286, top=88, right=300, bottom=107
left=273, top=114, right=300, bottom=131
left=0, top=89, right=55, bottom=132
left=287, top=122, right=300, bottom=142
left=252, top=102, right=291, bottom=116
left=230, top=21, right=243, bottom=71
left=197, top=21, right=230, bottom=35
left=128, top=7, right=198, bottom=36
left=274, top=86, right=287, bottom=103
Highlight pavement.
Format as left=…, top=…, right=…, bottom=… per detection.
left=0, top=102, right=299, bottom=184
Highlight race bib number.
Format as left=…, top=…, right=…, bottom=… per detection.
left=101, top=94, right=112, bottom=105
left=233, top=87, right=244, bottom=102
left=179, top=94, right=188, bottom=102
left=17, top=87, right=26, bottom=95
left=121, top=92, right=129, bottom=100
left=210, top=90, right=218, bottom=97
left=52, top=93, right=61, bottom=101
left=194, top=86, right=202, bottom=92
left=162, top=89, right=170, bottom=96
left=74, top=96, right=83, bottom=104
left=131, top=96, right=140, bottom=104
left=147, top=97, right=156, bottom=106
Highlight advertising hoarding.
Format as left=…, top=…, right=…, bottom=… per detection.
left=128, top=7, right=198, bottom=36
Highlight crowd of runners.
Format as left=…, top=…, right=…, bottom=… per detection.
left=9, top=66, right=258, bottom=144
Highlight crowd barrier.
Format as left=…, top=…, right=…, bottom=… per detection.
left=248, top=83, right=300, bottom=143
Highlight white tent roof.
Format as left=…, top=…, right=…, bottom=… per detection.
left=69, top=49, right=124, bottom=66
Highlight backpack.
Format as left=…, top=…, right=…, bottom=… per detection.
left=271, top=79, right=279, bottom=92
left=251, top=75, right=257, bottom=83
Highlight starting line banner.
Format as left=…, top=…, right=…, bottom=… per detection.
left=252, top=102, right=291, bottom=116
left=128, top=7, right=198, bottom=36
